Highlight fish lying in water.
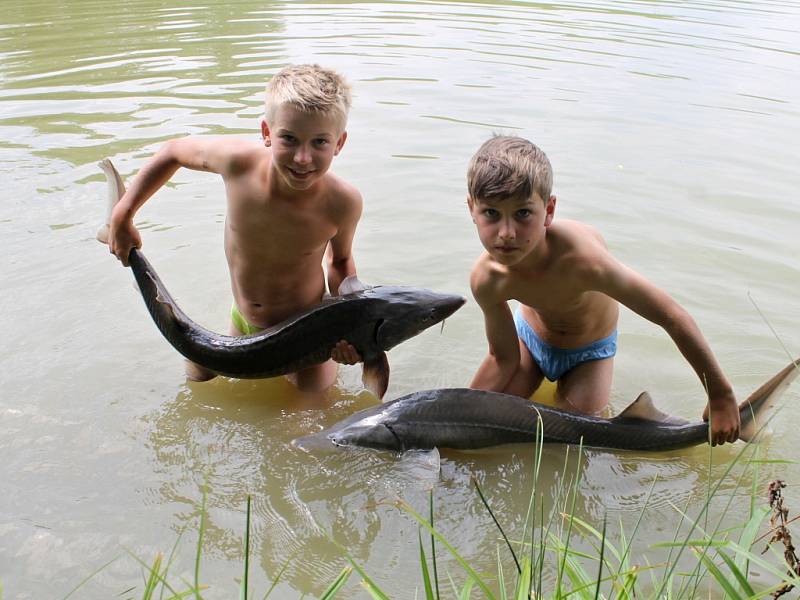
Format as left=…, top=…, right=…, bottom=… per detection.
left=294, top=359, right=799, bottom=451
left=97, top=159, right=465, bottom=397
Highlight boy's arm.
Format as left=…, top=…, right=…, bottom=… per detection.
left=469, top=267, right=521, bottom=392
left=592, top=256, right=739, bottom=446
left=327, top=187, right=363, bottom=365
left=108, top=136, right=251, bottom=266
left=325, top=187, right=362, bottom=295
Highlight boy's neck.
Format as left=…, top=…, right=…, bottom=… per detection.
left=508, top=229, right=552, bottom=273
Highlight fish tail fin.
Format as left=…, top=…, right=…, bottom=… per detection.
left=738, top=358, right=800, bottom=442
left=97, top=158, right=126, bottom=244
left=362, top=352, right=390, bottom=400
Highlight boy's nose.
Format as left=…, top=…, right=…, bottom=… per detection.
left=294, top=146, right=312, bottom=165
left=498, top=221, right=515, bottom=240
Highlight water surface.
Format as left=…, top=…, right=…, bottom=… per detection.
left=1, top=0, right=799, bottom=597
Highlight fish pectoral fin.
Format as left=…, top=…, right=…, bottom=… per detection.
left=338, top=275, right=371, bottom=295
left=396, top=448, right=441, bottom=487
left=362, top=352, right=390, bottom=399
left=613, top=391, right=690, bottom=425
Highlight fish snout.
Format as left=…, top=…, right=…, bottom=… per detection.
left=432, top=294, right=466, bottom=321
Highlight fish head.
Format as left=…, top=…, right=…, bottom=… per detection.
left=293, top=409, right=405, bottom=452
left=368, top=286, right=466, bottom=351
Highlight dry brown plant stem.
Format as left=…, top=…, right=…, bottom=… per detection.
left=762, top=480, right=800, bottom=598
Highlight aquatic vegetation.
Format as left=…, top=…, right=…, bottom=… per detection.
left=62, top=433, right=800, bottom=598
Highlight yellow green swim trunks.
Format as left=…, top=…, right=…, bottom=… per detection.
left=231, top=303, right=263, bottom=335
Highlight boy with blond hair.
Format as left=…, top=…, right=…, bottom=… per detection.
left=466, top=135, right=740, bottom=446
left=108, top=64, right=362, bottom=391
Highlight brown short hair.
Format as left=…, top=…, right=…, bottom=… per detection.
left=467, top=136, right=553, bottom=203
left=265, top=64, right=352, bottom=132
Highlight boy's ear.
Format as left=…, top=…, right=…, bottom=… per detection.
left=466, top=196, right=476, bottom=221
left=544, top=195, right=556, bottom=226
left=334, top=131, right=348, bottom=155
left=260, top=118, right=271, bottom=147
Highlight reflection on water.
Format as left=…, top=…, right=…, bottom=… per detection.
left=1, top=0, right=799, bottom=597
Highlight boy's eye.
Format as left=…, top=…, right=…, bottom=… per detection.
left=482, top=208, right=499, bottom=218
left=280, top=134, right=296, bottom=143
left=515, top=209, right=532, bottom=218
left=314, top=138, right=330, bottom=146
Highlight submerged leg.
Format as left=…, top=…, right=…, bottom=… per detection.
left=184, top=318, right=244, bottom=382
left=555, top=357, right=614, bottom=415
left=502, top=338, right=545, bottom=398
left=185, top=360, right=218, bottom=382
left=287, top=359, right=338, bottom=394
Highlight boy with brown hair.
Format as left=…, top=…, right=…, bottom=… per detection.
left=108, top=64, right=362, bottom=391
left=466, top=135, right=740, bottom=446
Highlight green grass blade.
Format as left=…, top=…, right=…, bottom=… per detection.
left=396, top=500, right=496, bottom=600
left=194, top=486, right=208, bottom=600
left=161, top=523, right=189, bottom=600
left=593, top=514, right=607, bottom=600
left=124, top=548, right=186, bottom=598
left=458, top=577, right=476, bottom=600
left=60, top=556, right=120, bottom=600
left=326, top=536, right=391, bottom=600
left=653, top=435, right=761, bottom=598
left=716, top=548, right=755, bottom=597
left=472, top=476, right=521, bottom=574
left=320, top=566, right=353, bottom=599
left=261, top=551, right=297, bottom=600
left=556, top=440, right=585, bottom=598
left=514, top=557, right=532, bottom=600
left=565, top=514, right=621, bottom=565
left=142, top=553, right=164, bottom=600
left=418, top=529, right=435, bottom=600
left=497, top=545, right=507, bottom=600
left=240, top=495, right=251, bottom=600
left=430, top=489, right=440, bottom=600
left=734, top=506, right=769, bottom=587
left=692, top=547, right=745, bottom=600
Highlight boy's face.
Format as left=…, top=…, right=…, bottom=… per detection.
left=468, top=192, right=555, bottom=266
left=262, top=103, right=347, bottom=191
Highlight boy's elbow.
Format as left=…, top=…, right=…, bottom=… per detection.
left=327, top=253, right=354, bottom=271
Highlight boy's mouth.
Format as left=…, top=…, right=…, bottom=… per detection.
left=495, top=245, right=518, bottom=254
left=288, top=167, right=315, bottom=179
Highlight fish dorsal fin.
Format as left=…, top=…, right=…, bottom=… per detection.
left=612, top=391, right=690, bottom=425
left=338, top=275, right=370, bottom=295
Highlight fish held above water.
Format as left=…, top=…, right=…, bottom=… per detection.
left=293, top=359, right=800, bottom=452
left=97, top=159, right=466, bottom=398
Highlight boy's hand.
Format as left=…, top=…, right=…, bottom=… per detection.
left=108, top=217, right=141, bottom=267
left=702, top=391, right=740, bottom=446
left=331, top=340, right=362, bottom=365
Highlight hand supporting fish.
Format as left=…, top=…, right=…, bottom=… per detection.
left=97, top=159, right=465, bottom=397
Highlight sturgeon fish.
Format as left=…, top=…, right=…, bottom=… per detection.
left=294, top=359, right=799, bottom=451
left=97, top=159, right=465, bottom=397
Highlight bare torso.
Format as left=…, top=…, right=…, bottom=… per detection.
left=489, top=219, right=619, bottom=348
left=222, top=144, right=351, bottom=327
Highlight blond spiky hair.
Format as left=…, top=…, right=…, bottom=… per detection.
left=467, top=136, right=553, bottom=204
left=265, top=64, right=352, bottom=132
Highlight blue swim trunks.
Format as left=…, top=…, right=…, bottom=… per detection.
left=513, top=310, right=617, bottom=382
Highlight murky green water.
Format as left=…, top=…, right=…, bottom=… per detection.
left=1, top=0, right=799, bottom=597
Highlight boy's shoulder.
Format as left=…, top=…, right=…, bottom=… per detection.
left=223, top=138, right=269, bottom=175
left=547, top=219, right=609, bottom=264
left=469, top=252, right=511, bottom=304
left=549, top=218, right=605, bottom=246
left=323, top=170, right=363, bottom=217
